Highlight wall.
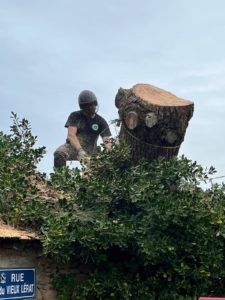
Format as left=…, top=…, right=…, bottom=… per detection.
left=0, top=239, right=57, bottom=300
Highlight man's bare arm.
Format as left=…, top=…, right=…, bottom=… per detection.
left=67, top=126, right=82, bottom=151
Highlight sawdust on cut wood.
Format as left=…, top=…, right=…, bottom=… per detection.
left=132, top=83, right=193, bottom=107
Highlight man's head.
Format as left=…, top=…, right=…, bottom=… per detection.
left=78, top=90, right=98, bottom=117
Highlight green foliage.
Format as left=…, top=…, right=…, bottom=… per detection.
left=1, top=114, right=225, bottom=299
left=49, top=145, right=225, bottom=299
left=0, top=112, right=46, bottom=225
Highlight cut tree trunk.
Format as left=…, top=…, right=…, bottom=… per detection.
left=115, top=83, right=194, bottom=162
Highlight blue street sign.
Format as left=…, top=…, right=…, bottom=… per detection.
left=0, top=269, right=35, bottom=299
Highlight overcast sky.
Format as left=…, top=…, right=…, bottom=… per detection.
left=1, top=0, right=225, bottom=184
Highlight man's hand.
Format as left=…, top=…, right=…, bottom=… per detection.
left=103, top=136, right=112, bottom=151
left=77, top=148, right=89, bottom=162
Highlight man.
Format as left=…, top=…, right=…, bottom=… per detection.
left=54, top=90, right=112, bottom=168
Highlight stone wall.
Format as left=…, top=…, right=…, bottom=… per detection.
left=0, top=239, right=57, bottom=300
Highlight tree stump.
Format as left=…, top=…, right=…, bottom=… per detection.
left=115, top=83, right=194, bottom=162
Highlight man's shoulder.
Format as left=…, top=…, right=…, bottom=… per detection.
left=69, top=110, right=82, bottom=118
left=68, top=110, right=86, bottom=121
left=95, top=113, right=108, bottom=123
left=65, top=110, right=84, bottom=128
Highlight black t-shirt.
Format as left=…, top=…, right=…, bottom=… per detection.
left=65, top=111, right=111, bottom=153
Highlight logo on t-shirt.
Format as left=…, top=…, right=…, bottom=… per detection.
left=92, top=124, right=99, bottom=131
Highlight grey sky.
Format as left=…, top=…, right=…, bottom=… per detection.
left=1, top=0, right=225, bottom=183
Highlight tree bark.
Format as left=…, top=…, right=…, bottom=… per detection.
left=115, top=83, right=194, bottom=162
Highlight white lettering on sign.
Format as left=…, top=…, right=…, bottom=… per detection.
left=11, top=273, right=24, bottom=282
left=21, top=283, right=34, bottom=293
left=0, top=287, right=5, bottom=295
left=6, top=285, right=20, bottom=294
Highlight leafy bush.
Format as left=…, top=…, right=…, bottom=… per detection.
left=1, top=114, right=225, bottom=299
left=0, top=112, right=46, bottom=225
left=49, top=150, right=225, bottom=299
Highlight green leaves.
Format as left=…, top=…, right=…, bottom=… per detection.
left=48, top=147, right=225, bottom=299
left=0, top=112, right=46, bottom=225
left=1, top=113, right=225, bottom=299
